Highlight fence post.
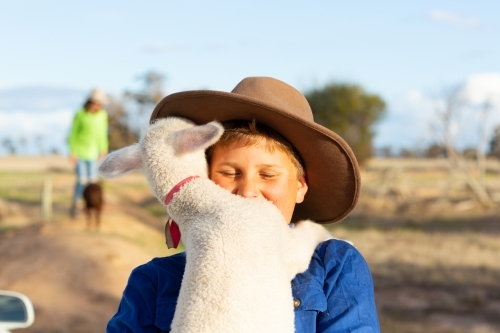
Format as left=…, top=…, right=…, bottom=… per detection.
left=41, top=178, right=53, bottom=221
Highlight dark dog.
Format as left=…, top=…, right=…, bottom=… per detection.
left=82, top=183, right=103, bottom=230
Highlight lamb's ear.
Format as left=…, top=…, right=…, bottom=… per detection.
left=98, top=144, right=142, bottom=178
left=173, top=121, right=224, bottom=154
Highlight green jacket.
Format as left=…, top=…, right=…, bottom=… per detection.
left=68, top=108, right=109, bottom=161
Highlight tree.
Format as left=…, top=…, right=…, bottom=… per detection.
left=107, top=70, right=166, bottom=151
left=424, top=143, right=446, bottom=158
left=35, top=134, right=45, bottom=155
left=399, top=148, right=417, bottom=158
left=128, top=71, right=165, bottom=106
left=488, top=125, right=500, bottom=159
left=305, top=83, right=386, bottom=165
left=107, top=97, right=139, bottom=151
left=377, top=146, right=393, bottom=158
left=124, top=71, right=166, bottom=133
left=430, top=86, right=493, bottom=207
left=1, top=138, right=16, bottom=155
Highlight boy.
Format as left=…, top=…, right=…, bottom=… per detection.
left=107, top=77, right=380, bottom=332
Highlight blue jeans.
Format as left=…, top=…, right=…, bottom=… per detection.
left=73, top=159, right=98, bottom=203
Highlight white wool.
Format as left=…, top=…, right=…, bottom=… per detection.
left=99, top=117, right=332, bottom=333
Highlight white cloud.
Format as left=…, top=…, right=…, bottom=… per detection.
left=0, top=109, right=73, bottom=155
left=375, top=72, right=500, bottom=152
left=460, top=73, right=500, bottom=150
left=428, top=10, right=479, bottom=29
left=0, top=86, right=83, bottom=155
left=462, top=72, right=500, bottom=105
left=374, top=89, right=435, bottom=151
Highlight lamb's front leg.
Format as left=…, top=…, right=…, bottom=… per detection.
left=285, top=220, right=332, bottom=279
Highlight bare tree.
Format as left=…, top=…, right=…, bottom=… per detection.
left=1, top=138, right=16, bottom=155
left=488, top=125, right=500, bottom=158
left=124, top=71, right=166, bottom=130
left=107, top=70, right=166, bottom=151
left=19, top=136, right=28, bottom=155
left=35, top=134, right=45, bottom=155
left=107, top=96, right=139, bottom=151
left=430, top=86, right=493, bottom=207
left=475, top=100, right=493, bottom=189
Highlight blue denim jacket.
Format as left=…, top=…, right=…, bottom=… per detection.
left=107, top=239, right=380, bottom=332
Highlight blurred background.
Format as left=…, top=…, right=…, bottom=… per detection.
left=1, top=1, right=499, bottom=332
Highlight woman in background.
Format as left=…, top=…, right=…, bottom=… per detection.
left=68, top=89, right=109, bottom=217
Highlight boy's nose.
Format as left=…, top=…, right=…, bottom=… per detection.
left=234, top=178, right=260, bottom=198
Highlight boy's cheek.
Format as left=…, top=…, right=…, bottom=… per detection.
left=211, top=176, right=234, bottom=192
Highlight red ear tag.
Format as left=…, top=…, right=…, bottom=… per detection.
left=165, top=219, right=181, bottom=249
left=164, top=176, right=199, bottom=249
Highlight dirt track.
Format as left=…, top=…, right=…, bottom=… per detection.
left=0, top=201, right=178, bottom=333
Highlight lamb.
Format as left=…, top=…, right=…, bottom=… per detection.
left=98, top=117, right=332, bottom=333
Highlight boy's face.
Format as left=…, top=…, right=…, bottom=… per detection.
left=209, top=140, right=308, bottom=223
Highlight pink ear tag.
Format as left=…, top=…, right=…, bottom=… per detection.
left=165, top=219, right=181, bottom=249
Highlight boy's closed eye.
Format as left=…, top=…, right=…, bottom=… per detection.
left=259, top=172, right=278, bottom=179
left=218, top=169, right=240, bottom=178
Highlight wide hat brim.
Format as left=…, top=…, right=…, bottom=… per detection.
left=150, top=77, right=360, bottom=224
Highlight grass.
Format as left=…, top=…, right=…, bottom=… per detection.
left=0, top=224, right=18, bottom=235
left=95, top=227, right=181, bottom=258
left=328, top=217, right=500, bottom=332
left=143, top=202, right=168, bottom=218
left=0, top=171, right=48, bottom=203
left=0, top=167, right=167, bottom=224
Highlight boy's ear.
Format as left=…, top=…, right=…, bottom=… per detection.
left=98, top=144, right=142, bottom=178
left=295, top=175, right=308, bottom=204
left=173, top=121, right=224, bottom=154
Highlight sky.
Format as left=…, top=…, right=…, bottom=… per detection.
left=1, top=0, right=499, bottom=155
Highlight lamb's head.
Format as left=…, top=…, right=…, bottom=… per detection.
left=98, top=117, right=224, bottom=202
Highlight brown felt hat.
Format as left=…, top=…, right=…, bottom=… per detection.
left=150, top=76, right=360, bottom=224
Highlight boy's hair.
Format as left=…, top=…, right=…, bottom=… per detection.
left=206, top=119, right=305, bottom=179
